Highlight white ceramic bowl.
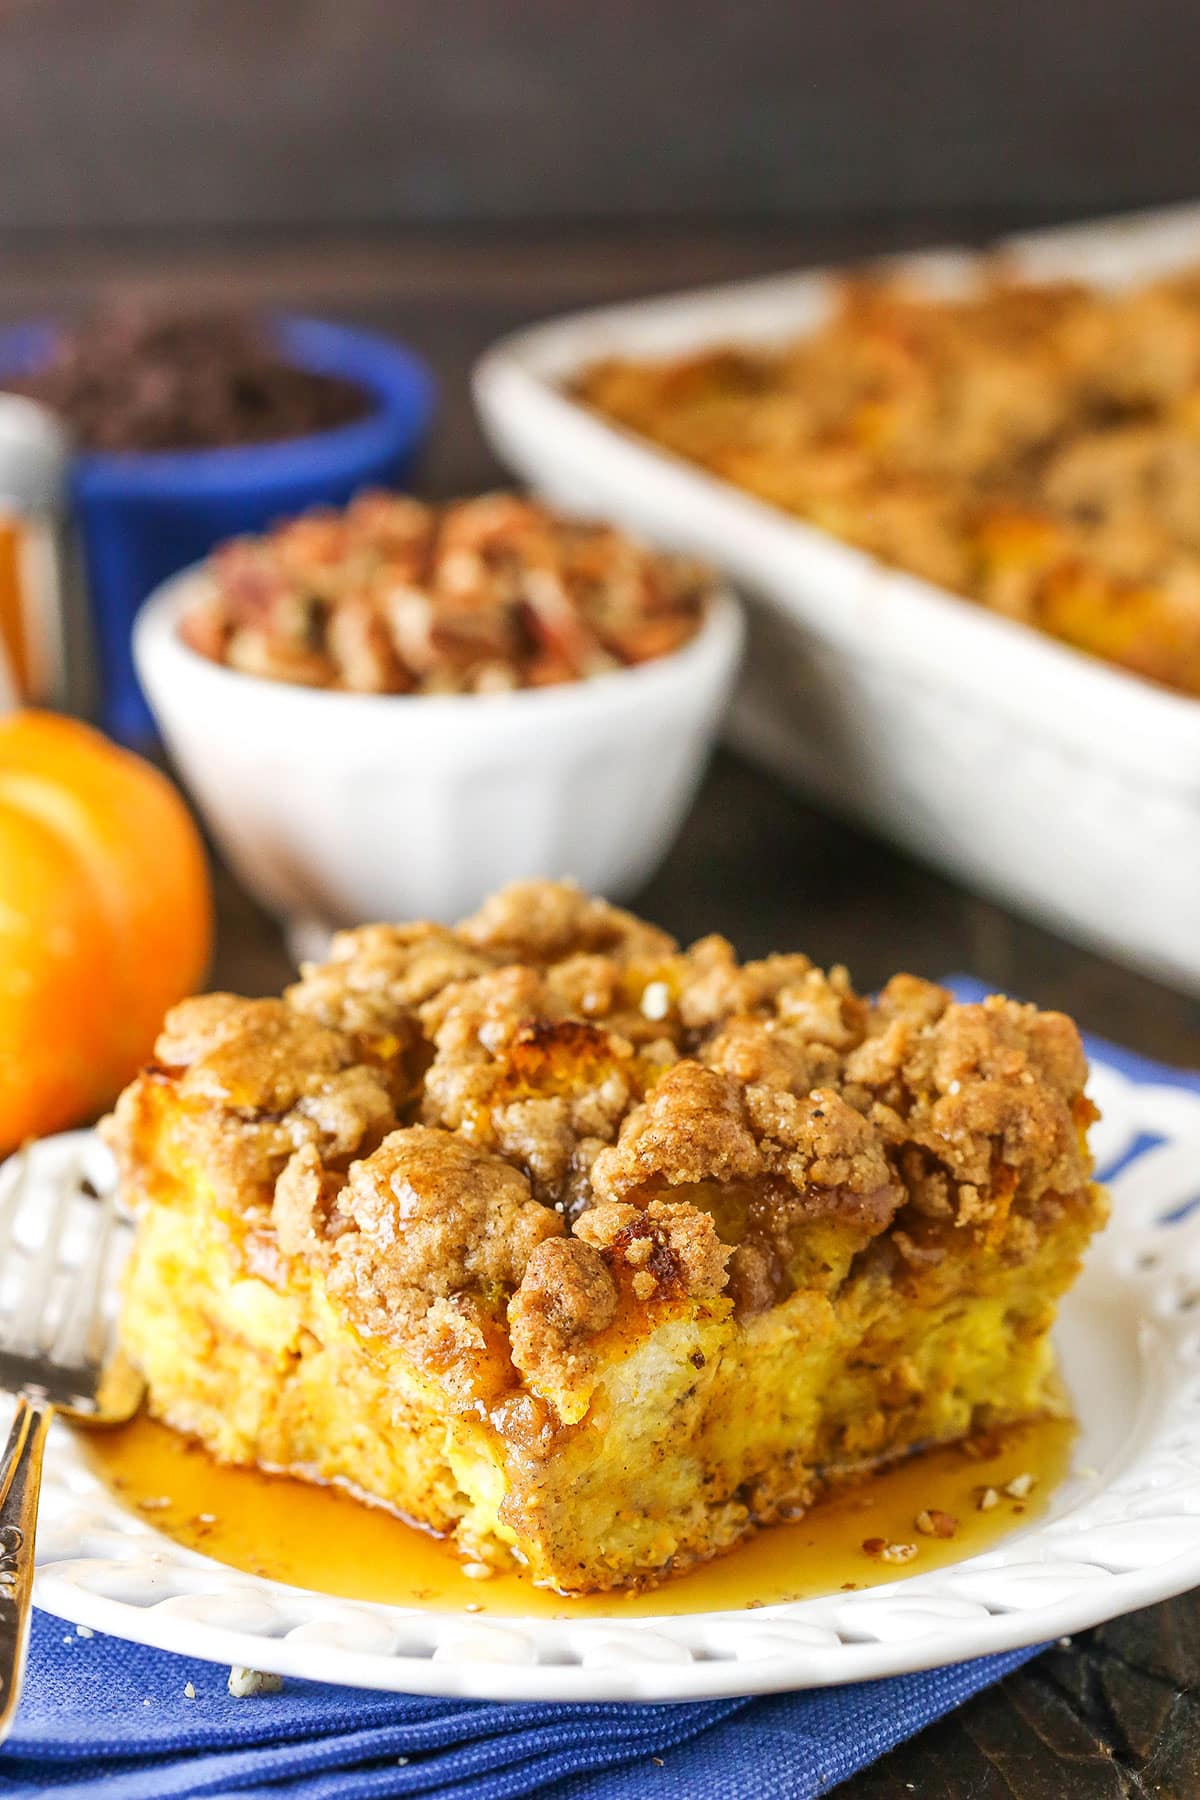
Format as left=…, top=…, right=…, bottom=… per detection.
left=134, top=565, right=743, bottom=930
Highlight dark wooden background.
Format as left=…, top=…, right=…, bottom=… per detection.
left=1, top=0, right=1199, bottom=238
left=4, top=2, right=1200, bottom=1789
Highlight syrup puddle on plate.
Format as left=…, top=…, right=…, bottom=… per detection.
left=75, top=1414, right=1073, bottom=1618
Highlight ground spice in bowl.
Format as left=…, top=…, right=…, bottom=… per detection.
left=7, top=306, right=370, bottom=452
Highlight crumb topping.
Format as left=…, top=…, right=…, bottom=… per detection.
left=701, top=1014, right=843, bottom=1095
left=333, top=1126, right=561, bottom=1303
left=107, top=880, right=1098, bottom=1416
left=508, top=1236, right=619, bottom=1412
left=590, top=1062, right=899, bottom=1225
left=592, top=1063, right=763, bottom=1195
left=288, top=923, right=499, bottom=1035
left=459, top=879, right=676, bottom=966
left=418, top=966, right=655, bottom=1211
left=154, top=995, right=356, bottom=1111
left=574, top=1198, right=730, bottom=1302
left=842, top=991, right=1090, bottom=1209
left=322, top=1126, right=563, bottom=1408
left=675, top=938, right=815, bottom=1031
left=105, top=995, right=396, bottom=1197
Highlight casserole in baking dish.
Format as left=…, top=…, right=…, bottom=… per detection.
left=474, top=205, right=1200, bottom=992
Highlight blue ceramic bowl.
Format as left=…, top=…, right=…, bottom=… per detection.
left=0, top=315, right=436, bottom=743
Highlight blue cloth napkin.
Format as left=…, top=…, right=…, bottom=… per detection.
left=4, top=1612, right=1039, bottom=1799
left=6, top=995, right=1194, bottom=1798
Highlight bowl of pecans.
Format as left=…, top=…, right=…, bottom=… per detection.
left=134, top=491, right=743, bottom=929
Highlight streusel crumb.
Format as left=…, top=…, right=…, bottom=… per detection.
left=288, top=923, right=498, bottom=1034
left=107, top=878, right=1098, bottom=1409
left=459, top=880, right=676, bottom=966
left=331, top=1126, right=561, bottom=1309
left=575, top=1198, right=729, bottom=1301
left=418, top=967, right=653, bottom=1211
left=508, top=1236, right=618, bottom=1408
left=111, top=878, right=1106, bottom=1596
left=105, top=996, right=396, bottom=1199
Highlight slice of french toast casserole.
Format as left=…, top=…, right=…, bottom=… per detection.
left=105, top=881, right=1106, bottom=1594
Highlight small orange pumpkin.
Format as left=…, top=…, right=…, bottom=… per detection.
left=0, top=710, right=212, bottom=1151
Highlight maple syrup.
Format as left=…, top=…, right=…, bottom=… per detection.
left=75, top=1413, right=1074, bottom=1618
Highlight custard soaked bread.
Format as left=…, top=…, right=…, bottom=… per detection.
left=106, top=882, right=1106, bottom=1594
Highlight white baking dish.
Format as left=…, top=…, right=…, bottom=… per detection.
left=473, top=203, right=1200, bottom=994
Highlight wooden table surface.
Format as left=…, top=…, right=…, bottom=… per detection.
left=22, top=220, right=1199, bottom=1795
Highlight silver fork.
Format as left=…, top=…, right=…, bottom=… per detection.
left=0, top=1145, right=143, bottom=1744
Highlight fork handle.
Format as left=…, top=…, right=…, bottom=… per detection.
left=0, top=1398, right=53, bottom=1745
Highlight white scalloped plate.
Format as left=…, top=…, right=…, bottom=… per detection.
left=18, top=1052, right=1200, bottom=1701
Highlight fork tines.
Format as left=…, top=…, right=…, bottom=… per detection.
left=0, top=1150, right=124, bottom=1413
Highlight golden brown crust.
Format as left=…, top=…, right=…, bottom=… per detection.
left=112, top=880, right=1092, bottom=1254
left=110, top=878, right=1096, bottom=1420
